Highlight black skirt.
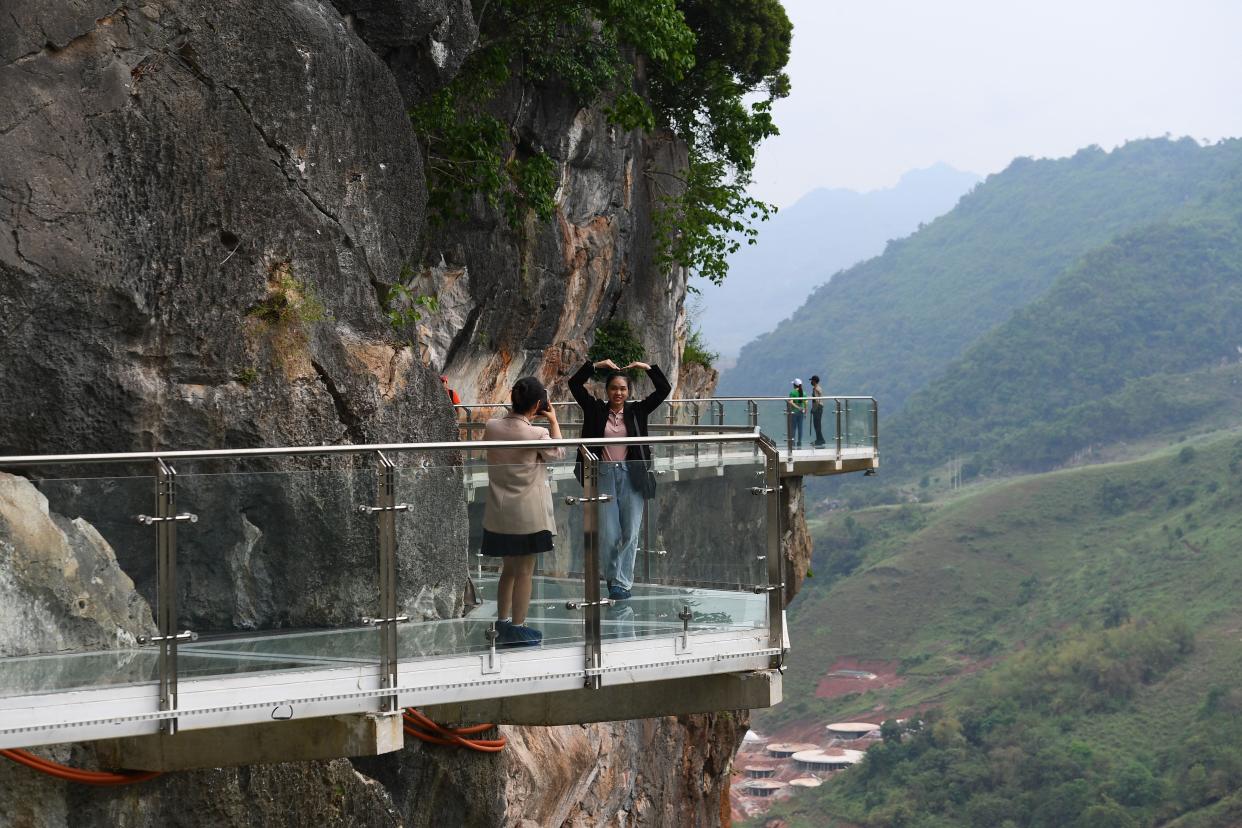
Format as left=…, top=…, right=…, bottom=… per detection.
left=481, top=529, right=554, bottom=557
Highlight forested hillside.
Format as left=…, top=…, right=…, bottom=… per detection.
left=700, top=164, right=979, bottom=357
left=755, top=432, right=1242, bottom=827
left=721, top=138, right=1242, bottom=408
left=886, top=210, right=1242, bottom=477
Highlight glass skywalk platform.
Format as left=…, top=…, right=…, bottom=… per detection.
left=456, top=394, right=880, bottom=475
left=0, top=432, right=805, bottom=754
left=0, top=578, right=775, bottom=750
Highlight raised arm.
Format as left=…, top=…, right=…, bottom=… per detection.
left=568, top=359, right=596, bottom=410
left=627, top=362, right=671, bottom=414
left=570, top=359, right=621, bottom=410
left=537, top=403, right=565, bottom=461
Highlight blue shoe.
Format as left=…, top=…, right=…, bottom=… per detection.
left=500, top=623, right=542, bottom=648
left=608, top=585, right=631, bottom=601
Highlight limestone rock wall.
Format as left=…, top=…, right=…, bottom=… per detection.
left=675, top=362, right=721, bottom=402
left=0, top=0, right=757, bottom=825
left=411, top=95, right=692, bottom=404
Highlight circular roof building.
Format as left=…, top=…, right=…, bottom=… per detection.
left=740, top=780, right=788, bottom=798
left=789, top=777, right=824, bottom=788
left=826, top=721, right=880, bottom=739
left=766, top=741, right=819, bottom=758
left=792, top=748, right=865, bottom=772
left=743, top=764, right=778, bottom=778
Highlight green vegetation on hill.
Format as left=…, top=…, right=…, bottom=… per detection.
left=721, top=138, right=1242, bottom=410
left=887, top=215, right=1242, bottom=477
left=762, top=620, right=1204, bottom=828
left=755, top=432, right=1242, bottom=827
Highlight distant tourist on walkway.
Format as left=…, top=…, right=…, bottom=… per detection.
left=441, top=375, right=461, bottom=405
left=569, top=357, right=672, bottom=601
left=481, top=377, right=563, bottom=647
left=789, top=378, right=806, bottom=448
left=810, top=375, right=826, bottom=447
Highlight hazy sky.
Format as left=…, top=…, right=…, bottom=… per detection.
left=752, top=0, right=1242, bottom=207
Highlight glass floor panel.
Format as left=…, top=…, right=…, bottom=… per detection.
left=473, top=574, right=766, bottom=641
left=0, top=648, right=341, bottom=699
left=0, top=577, right=766, bottom=700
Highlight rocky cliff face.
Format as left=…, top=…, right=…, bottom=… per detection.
left=413, top=101, right=692, bottom=404
left=0, top=0, right=775, bottom=825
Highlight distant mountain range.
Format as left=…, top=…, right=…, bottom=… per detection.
left=719, top=138, right=1242, bottom=415
left=698, top=163, right=981, bottom=358
left=749, top=138, right=1242, bottom=828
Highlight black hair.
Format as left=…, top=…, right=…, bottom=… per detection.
left=511, top=376, right=547, bottom=414
left=605, top=371, right=630, bottom=390
left=810, top=375, right=820, bottom=384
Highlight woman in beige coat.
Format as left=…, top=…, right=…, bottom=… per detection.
left=482, top=376, right=564, bottom=646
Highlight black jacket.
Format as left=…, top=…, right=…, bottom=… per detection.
left=568, top=360, right=672, bottom=497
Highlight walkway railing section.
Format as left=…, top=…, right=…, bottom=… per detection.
left=455, top=396, right=878, bottom=463
left=0, top=433, right=785, bottom=748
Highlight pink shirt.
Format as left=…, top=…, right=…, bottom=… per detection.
left=603, top=407, right=628, bottom=462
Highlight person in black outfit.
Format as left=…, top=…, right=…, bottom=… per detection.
left=810, top=374, right=826, bottom=447
left=569, top=357, right=672, bottom=600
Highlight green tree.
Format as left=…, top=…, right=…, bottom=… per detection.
left=1101, top=593, right=1130, bottom=629
left=412, top=0, right=791, bottom=280
left=880, top=718, right=904, bottom=745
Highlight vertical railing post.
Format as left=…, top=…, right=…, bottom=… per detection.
left=154, top=459, right=179, bottom=735
left=376, top=451, right=400, bottom=712
left=581, top=448, right=604, bottom=690
left=714, top=400, right=725, bottom=465
left=691, top=402, right=701, bottom=467
left=834, top=399, right=844, bottom=462
left=665, top=402, right=676, bottom=466
left=844, top=399, right=852, bottom=450
left=642, top=496, right=653, bottom=584
left=749, top=399, right=759, bottom=456
left=756, top=438, right=785, bottom=669
left=871, top=398, right=879, bottom=457
left=785, top=400, right=793, bottom=461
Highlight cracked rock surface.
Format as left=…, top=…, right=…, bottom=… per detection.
left=0, top=0, right=463, bottom=625
left=0, top=1, right=751, bottom=826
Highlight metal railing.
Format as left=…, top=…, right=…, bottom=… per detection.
left=0, top=431, right=784, bottom=738
left=456, top=395, right=879, bottom=463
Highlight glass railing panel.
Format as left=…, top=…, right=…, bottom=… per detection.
left=611, top=449, right=768, bottom=642
left=843, top=398, right=876, bottom=450
left=806, top=397, right=835, bottom=453
left=754, top=398, right=796, bottom=449
left=457, top=406, right=509, bottom=464
left=0, top=472, right=158, bottom=697
left=172, top=465, right=381, bottom=681
left=551, top=402, right=580, bottom=426
left=413, top=452, right=586, bottom=655
left=715, top=399, right=754, bottom=430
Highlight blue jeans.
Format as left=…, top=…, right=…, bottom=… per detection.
left=790, top=410, right=804, bottom=447
left=598, top=462, right=644, bottom=591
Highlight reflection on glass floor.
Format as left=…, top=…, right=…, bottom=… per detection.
left=472, top=573, right=765, bottom=640
left=0, top=576, right=765, bottom=701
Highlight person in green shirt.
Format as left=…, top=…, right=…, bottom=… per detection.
left=788, top=378, right=806, bottom=448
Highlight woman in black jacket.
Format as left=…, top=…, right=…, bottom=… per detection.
left=569, top=358, right=672, bottom=600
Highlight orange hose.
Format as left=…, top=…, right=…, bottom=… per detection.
left=402, top=709, right=506, bottom=752
left=1, top=710, right=504, bottom=780
left=1, top=748, right=161, bottom=785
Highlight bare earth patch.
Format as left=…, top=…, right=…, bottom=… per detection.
left=815, top=659, right=904, bottom=699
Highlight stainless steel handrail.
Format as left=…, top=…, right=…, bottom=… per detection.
left=0, top=432, right=762, bottom=468
left=457, top=422, right=756, bottom=433
left=664, top=395, right=876, bottom=403
left=454, top=396, right=875, bottom=407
